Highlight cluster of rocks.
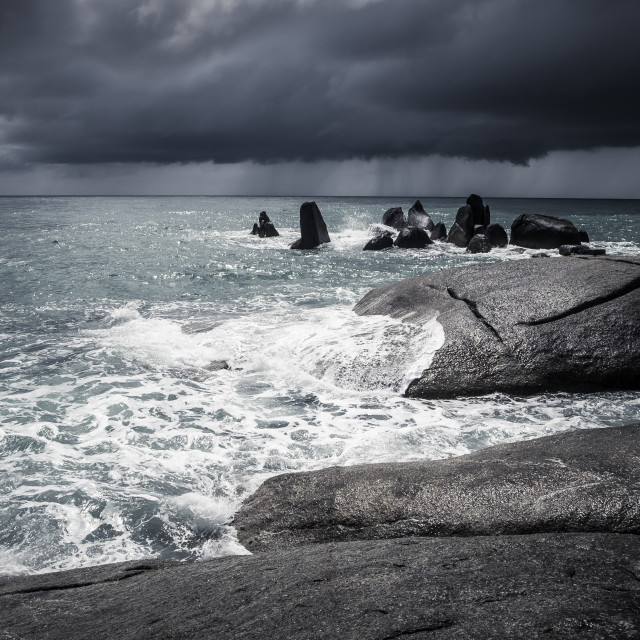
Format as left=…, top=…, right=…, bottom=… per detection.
left=249, top=211, right=279, bottom=237
left=364, top=199, right=444, bottom=250
left=364, top=193, right=605, bottom=257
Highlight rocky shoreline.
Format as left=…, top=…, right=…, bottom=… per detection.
left=1, top=243, right=639, bottom=638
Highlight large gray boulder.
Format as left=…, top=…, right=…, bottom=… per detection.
left=430, top=221, right=447, bottom=241
left=2, top=534, right=639, bottom=639
left=381, top=206, right=405, bottom=230
left=393, top=227, right=433, bottom=249
left=511, top=213, right=581, bottom=249
left=485, top=222, right=508, bottom=247
left=446, top=205, right=474, bottom=247
left=353, top=255, right=640, bottom=398
left=290, top=201, right=331, bottom=250
left=234, top=424, right=640, bottom=552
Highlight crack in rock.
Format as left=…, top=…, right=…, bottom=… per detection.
left=380, top=619, right=454, bottom=639
left=518, top=277, right=640, bottom=326
left=446, top=287, right=506, bottom=345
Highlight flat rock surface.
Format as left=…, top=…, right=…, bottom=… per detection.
left=234, top=424, right=640, bottom=552
left=2, top=534, right=639, bottom=639
left=354, top=255, right=640, bottom=398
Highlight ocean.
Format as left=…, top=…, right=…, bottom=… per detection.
left=1, top=195, right=639, bottom=576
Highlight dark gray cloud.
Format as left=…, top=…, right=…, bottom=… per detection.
left=1, top=0, right=639, bottom=168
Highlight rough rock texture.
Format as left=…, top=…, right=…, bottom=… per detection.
left=511, top=214, right=581, bottom=249
left=430, top=221, right=447, bottom=241
left=394, top=227, right=433, bottom=249
left=381, top=206, right=405, bottom=230
left=290, top=202, right=330, bottom=250
left=466, top=234, right=492, bottom=253
left=447, top=205, right=474, bottom=247
left=235, top=424, right=640, bottom=551
left=363, top=234, right=393, bottom=251
left=485, top=223, right=508, bottom=247
left=2, top=534, right=639, bottom=639
left=407, top=199, right=435, bottom=232
left=354, top=255, right=640, bottom=398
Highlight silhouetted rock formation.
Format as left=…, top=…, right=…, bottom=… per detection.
left=394, top=227, right=432, bottom=249
left=406, top=200, right=434, bottom=232
left=381, top=207, right=405, bottom=230
left=430, top=221, right=447, bottom=241
left=290, top=202, right=331, bottom=250
left=250, top=211, right=279, bottom=237
left=363, top=232, right=394, bottom=251
left=485, top=223, right=508, bottom=247
left=446, top=204, right=474, bottom=247
left=511, top=213, right=581, bottom=249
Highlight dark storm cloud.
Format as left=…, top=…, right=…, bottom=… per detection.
left=1, top=0, right=639, bottom=167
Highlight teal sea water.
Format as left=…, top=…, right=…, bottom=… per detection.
left=1, top=195, right=639, bottom=575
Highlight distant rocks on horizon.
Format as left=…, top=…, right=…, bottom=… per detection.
left=249, top=210, right=279, bottom=238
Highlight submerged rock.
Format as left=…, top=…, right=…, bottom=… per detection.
left=511, top=213, right=581, bottom=249
left=559, top=244, right=606, bottom=256
left=354, top=256, right=640, bottom=398
left=290, top=201, right=331, bottom=250
left=235, top=423, right=640, bottom=551
left=363, top=233, right=394, bottom=251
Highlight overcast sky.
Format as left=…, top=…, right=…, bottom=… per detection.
left=1, top=0, right=639, bottom=197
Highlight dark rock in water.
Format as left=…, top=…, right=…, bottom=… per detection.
left=363, top=234, right=394, bottom=251
left=430, top=221, right=447, bottom=241
left=511, top=213, right=581, bottom=249
left=381, top=206, right=405, bottom=230
left=235, top=424, right=640, bottom=551
left=354, top=256, right=640, bottom=398
left=466, top=193, right=485, bottom=225
left=559, top=244, right=605, bottom=256
left=466, top=234, right=492, bottom=254
left=473, top=224, right=484, bottom=236
left=262, top=222, right=279, bottom=238
left=406, top=200, right=434, bottom=232
left=531, top=252, right=550, bottom=258
left=579, top=229, right=590, bottom=242
left=483, top=204, right=491, bottom=228
left=290, top=201, right=331, bottom=250
left=485, top=222, right=508, bottom=247
left=394, top=227, right=432, bottom=249
left=446, top=205, right=474, bottom=247
left=2, top=533, right=639, bottom=640
left=250, top=211, right=279, bottom=237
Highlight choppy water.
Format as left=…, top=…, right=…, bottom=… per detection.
left=1, top=195, right=639, bottom=575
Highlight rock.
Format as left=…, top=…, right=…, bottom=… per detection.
left=466, top=234, right=492, bottom=253
left=290, top=201, right=331, bottom=250
left=262, top=222, right=279, bottom=238
left=511, top=213, right=581, bottom=249
left=354, top=256, right=640, bottom=398
left=559, top=244, right=606, bottom=256
left=259, top=211, right=271, bottom=223
left=393, top=227, right=433, bottom=249
left=363, top=234, right=394, bottom=251
left=430, top=221, right=447, bottom=241
left=250, top=211, right=279, bottom=237
left=473, top=224, right=484, bottom=236
left=466, top=193, right=486, bottom=225
left=406, top=200, right=434, bottom=232
left=446, top=205, right=474, bottom=247
left=250, top=223, right=259, bottom=235
left=485, top=223, right=508, bottom=247
left=235, top=424, right=640, bottom=551
left=483, top=204, right=491, bottom=228
left=204, top=360, right=230, bottom=371
left=2, top=534, right=639, bottom=639
left=381, top=207, right=405, bottom=230
left=579, top=229, right=590, bottom=242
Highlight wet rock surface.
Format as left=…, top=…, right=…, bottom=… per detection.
left=290, top=201, right=331, bottom=250
left=354, top=255, right=640, bottom=398
left=511, top=213, right=581, bottom=249
left=2, top=533, right=639, bottom=639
